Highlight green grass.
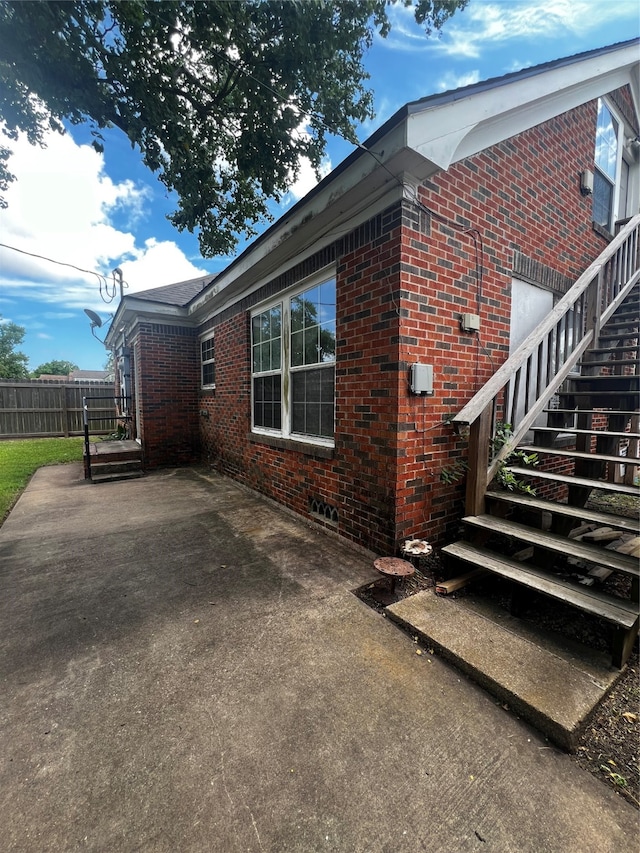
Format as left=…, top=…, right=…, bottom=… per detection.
left=0, top=437, right=84, bottom=524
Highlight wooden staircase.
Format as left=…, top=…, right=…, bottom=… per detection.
left=443, top=216, right=640, bottom=668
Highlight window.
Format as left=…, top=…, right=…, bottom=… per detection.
left=251, top=272, right=336, bottom=443
left=201, top=333, right=215, bottom=388
left=593, top=99, right=620, bottom=232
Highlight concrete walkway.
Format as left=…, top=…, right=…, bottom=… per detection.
left=0, top=464, right=637, bottom=852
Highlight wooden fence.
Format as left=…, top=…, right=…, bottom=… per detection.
left=0, top=380, right=117, bottom=439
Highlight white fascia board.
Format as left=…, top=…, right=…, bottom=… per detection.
left=187, top=121, right=421, bottom=319
left=104, top=298, right=193, bottom=348
left=408, top=46, right=639, bottom=170
left=194, top=178, right=413, bottom=324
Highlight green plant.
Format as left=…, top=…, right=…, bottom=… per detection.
left=491, top=423, right=539, bottom=496
left=440, top=459, right=468, bottom=485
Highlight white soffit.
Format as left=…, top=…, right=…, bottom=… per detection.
left=407, top=44, right=639, bottom=170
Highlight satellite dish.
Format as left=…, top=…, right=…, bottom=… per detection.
left=84, top=308, right=103, bottom=328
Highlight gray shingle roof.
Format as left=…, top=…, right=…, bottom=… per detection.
left=131, top=275, right=216, bottom=307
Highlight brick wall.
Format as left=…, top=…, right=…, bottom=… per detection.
left=132, top=322, right=200, bottom=468
left=147, top=89, right=627, bottom=554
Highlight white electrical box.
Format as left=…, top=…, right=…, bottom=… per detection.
left=461, top=313, right=480, bottom=332
left=410, top=363, right=433, bottom=396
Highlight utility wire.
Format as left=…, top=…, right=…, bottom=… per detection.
left=0, top=242, right=127, bottom=304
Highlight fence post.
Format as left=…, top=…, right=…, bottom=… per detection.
left=61, top=385, right=70, bottom=437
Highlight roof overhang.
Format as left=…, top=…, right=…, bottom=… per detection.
left=105, top=298, right=195, bottom=349
left=406, top=40, right=640, bottom=170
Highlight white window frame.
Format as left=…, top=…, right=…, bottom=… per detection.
left=250, top=267, right=336, bottom=447
left=200, top=331, right=216, bottom=390
left=593, top=97, right=625, bottom=233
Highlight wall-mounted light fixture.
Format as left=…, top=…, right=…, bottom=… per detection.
left=580, top=169, right=594, bottom=197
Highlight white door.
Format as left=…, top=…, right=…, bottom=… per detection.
left=509, top=278, right=554, bottom=429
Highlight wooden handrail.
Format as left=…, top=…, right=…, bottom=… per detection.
left=453, top=213, right=640, bottom=428
left=452, top=212, right=640, bottom=515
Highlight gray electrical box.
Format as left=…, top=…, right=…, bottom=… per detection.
left=460, top=313, right=480, bottom=332
left=410, top=363, right=433, bottom=396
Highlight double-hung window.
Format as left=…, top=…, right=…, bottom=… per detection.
left=251, top=272, right=336, bottom=443
left=593, top=98, right=621, bottom=233
left=200, top=333, right=216, bottom=389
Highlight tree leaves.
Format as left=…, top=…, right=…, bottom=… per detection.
left=0, top=0, right=467, bottom=257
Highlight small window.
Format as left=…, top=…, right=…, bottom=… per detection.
left=201, top=334, right=215, bottom=389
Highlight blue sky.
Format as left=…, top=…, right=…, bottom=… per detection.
left=0, top=0, right=638, bottom=372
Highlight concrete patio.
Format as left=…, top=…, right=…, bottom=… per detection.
left=0, top=463, right=636, bottom=852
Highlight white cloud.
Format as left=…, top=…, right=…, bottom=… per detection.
left=436, top=70, right=481, bottom=92
left=120, top=238, right=207, bottom=294
left=285, top=156, right=332, bottom=204
left=428, top=0, right=640, bottom=59
left=377, top=0, right=638, bottom=59
left=0, top=128, right=206, bottom=309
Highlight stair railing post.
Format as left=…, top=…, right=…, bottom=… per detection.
left=585, top=267, right=604, bottom=353
left=83, top=396, right=91, bottom=481
left=465, top=404, right=492, bottom=517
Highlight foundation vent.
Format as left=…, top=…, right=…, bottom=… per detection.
left=309, top=497, right=339, bottom=526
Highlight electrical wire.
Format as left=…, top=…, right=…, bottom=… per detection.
left=0, top=242, right=128, bottom=304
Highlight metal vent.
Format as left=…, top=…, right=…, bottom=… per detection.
left=309, top=497, right=338, bottom=526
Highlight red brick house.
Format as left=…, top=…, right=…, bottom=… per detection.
left=106, top=39, right=639, bottom=559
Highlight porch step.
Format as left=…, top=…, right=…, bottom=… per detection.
left=386, top=590, right=625, bottom=751
left=91, top=460, right=144, bottom=477
left=462, top=514, right=639, bottom=577
left=442, top=542, right=638, bottom=626
left=440, top=541, right=639, bottom=668
left=567, top=375, right=639, bottom=391
left=588, top=345, right=639, bottom=356
left=91, top=469, right=144, bottom=484
left=518, top=445, right=640, bottom=466
left=506, top=465, right=640, bottom=496
left=530, top=426, right=640, bottom=440
left=485, top=490, right=640, bottom=534
left=577, top=359, right=640, bottom=368
left=543, top=408, right=638, bottom=419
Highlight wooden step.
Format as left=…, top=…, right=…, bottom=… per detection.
left=588, top=345, right=639, bottom=355
left=557, top=390, right=639, bottom=404
left=442, top=542, right=638, bottom=630
left=530, top=426, right=640, bottom=440
left=91, top=470, right=144, bottom=484
left=518, top=445, right=640, bottom=466
left=577, top=359, right=640, bottom=368
left=543, top=408, right=638, bottom=418
left=505, top=465, right=640, bottom=496
left=485, top=490, right=640, bottom=534
left=568, top=375, right=639, bottom=391
left=441, top=542, right=639, bottom=660
left=463, top=514, right=639, bottom=577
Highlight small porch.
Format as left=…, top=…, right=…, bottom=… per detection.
left=83, top=439, right=143, bottom=483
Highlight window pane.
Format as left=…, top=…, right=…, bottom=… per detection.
left=253, top=376, right=281, bottom=429
left=270, top=305, right=281, bottom=338
left=319, top=279, right=335, bottom=309
left=291, top=366, right=334, bottom=438
left=203, top=363, right=215, bottom=386
left=291, top=329, right=303, bottom=367
left=595, top=100, right=618, bottom=180
left=304, top=326, right=320, bottom=365
left=593, top=170, right=613, bottom=230
left=320, top=321, right=336, bottom=362
left=290, top=296, right=304, bottom=333
left=271, top=339, right=281, bottom=370
left=252, top=306, right=281, bottom=372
